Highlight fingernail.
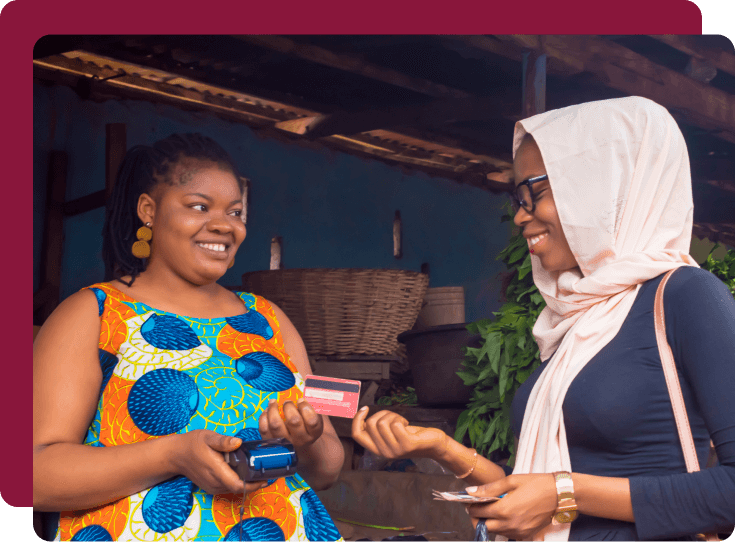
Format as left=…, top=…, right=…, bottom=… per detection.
left=230, top=438, right=240, bottom=446
left=360, top=406, right=368, bottom=412
left=465, top=507, right=469, bottom=514
left=297, top=398, right=306, bottom=404
left=466, top=486, right=477, bottom=493
left=269, top=399, right=277, bottom=405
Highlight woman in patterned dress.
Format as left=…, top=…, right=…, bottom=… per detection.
left=33, top=134, right=345, bottom=541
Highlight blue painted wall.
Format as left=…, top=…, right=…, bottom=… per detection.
left=34, top=83, right=512, bottom=323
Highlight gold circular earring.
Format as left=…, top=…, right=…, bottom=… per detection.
left=228, top=257, right=235, bottom=269
left=132, top=222, right=152, bottom=259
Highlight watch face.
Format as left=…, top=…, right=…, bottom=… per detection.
left=554, top=510, right=578, bottom=523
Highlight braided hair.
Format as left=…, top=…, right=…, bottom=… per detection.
left=102, top=133, right=243, bottom=285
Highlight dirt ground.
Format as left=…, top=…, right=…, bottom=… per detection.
left=316, top=471, right=476, bottom=541
left=335, top=520, right=470, bottom=542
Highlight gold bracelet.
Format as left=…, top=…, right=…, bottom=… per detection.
left=455, top=450, right=478, bottom=479
left=551, top=471, right=578, bottom=525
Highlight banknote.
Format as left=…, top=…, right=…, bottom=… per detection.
left=432, top=490, right=506, bottom=503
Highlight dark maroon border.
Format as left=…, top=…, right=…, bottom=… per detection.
left=5, top=0, right=701, bottom=510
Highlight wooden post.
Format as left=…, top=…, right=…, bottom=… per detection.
left=393, top=210, right=402, bottom=259
left=521, top=51, right=547, bottom=118
left=270, top=236, right=283, bottom=270
left=36, top=151, right=67, bottom=323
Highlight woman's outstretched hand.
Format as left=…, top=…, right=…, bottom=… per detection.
left=465, top=473, right=559, bottom=541
left=258, top=399, right=324, bottom=448
left=170, top=430, right=268, bottom=495
left=351, top=406, right=449, bottom=460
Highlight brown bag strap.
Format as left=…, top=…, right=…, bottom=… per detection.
left=654, top=268, right=719, bottom=541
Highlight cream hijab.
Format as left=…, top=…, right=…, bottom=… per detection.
left=509, top=97, right=699, bottom=541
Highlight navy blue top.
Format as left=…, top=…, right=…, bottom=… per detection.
left=511, top=267, right=734, bottom=540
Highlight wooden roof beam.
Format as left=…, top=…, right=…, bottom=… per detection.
left=444, top=35, right=578, bottom=75
left=274, top=93, right=519, bottom=139
left=494, top=35, right=734, bottom=142
left=33, top=56, right=295, bottom=125
left=319, top=133, right=511, bottom=192
left=651, top=35, right=734, bottom=76
left=34, top=56, right=513, bottom=188
left=232, top=35, right=474, bottom=100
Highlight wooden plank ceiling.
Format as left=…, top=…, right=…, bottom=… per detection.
left=33, top=35, right=734, bottom=246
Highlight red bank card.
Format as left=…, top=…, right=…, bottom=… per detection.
left=303, top=375, right=361, bottom=418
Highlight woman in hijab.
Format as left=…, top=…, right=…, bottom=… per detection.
left=351, top=96, right=734, bottom=540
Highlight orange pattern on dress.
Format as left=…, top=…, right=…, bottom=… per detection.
left=212, top=479, right=297, bottom=539
left=216, top=327, right=267, bottom=359
left=58, top=497, right=130, bottom=540
left=216, top=327, right=297, bottom=374
left=211, top=492, right=242, bottom=538
left=244, top=478, right=298, bottom=539
left=253, top=296, right=286, bottom=352
left=99, top=375, right=159, bottom=446
left=95, top=284, right=137, bottom=355
left=276, top=386, right=304, bottom=416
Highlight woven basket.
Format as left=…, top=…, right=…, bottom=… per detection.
left=242, top=268, right=429, bottom=356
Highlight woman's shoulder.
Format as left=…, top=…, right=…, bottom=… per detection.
left=66, top=285, right=107, bottom=311
left=230, top=290, right=282, bottom=317
left=230, top=289, right=262, bottom=308
left=662, top=266, right=732, bottom=307
left=35, top=288, right=102, bottom=344
left=633, top=266, right=732, bottom=332
left=644, top=267, right=735, bottom=343
left=640, top=266, right=729, bottom=298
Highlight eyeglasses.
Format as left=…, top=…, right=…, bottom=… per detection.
left=508, top=174, right=548, bottom=214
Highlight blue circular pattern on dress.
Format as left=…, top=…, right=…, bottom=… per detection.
left=89, top=287, right=107, bottom=317
left=235, top=427, right=263, bottom=442
left=142, top=475, right=194, bottom=533
left=140, top=314, right=201, bottom=350
left=226, top=310, right=274, bottom=340
left=98, top=349, right=118, bottom=395
left=235, top=352, right=295, bottom=392
left=128, top=369, right=199, bottom=435
left=71, top=524, right=113, bottom=541
left=300, top=489, right=341, bottom=542
left=224, top=517, right=285, bottom=541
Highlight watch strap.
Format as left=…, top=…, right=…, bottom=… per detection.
left=551, top=471, right=578, bottom=525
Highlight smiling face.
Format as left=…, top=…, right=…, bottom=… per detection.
left=513, top=137, right=579, bottom=273
left=138, top=160, right=246, bottom=285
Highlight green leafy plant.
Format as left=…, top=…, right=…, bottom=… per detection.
left=701, top=244, right=735, bottom=296
left=454, top=205, right=545, bottom=466
left=376, top=386, right=418, bottom=406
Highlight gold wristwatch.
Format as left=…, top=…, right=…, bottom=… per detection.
left=551, top=471, right=578, bottom=525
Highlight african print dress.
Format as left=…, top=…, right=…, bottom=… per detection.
left=55, top=283, right=344, bottom=542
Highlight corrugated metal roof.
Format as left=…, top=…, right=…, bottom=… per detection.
left=33, top=35, right=734, bottom=245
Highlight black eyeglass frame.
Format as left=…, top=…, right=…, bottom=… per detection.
left=509, top=174, right=549, bottom=213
